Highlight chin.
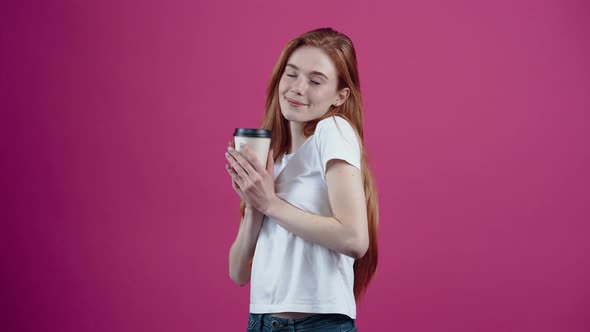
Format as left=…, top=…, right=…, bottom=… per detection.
left=280, top=109, right=304, bottom=123
left=281, top=107, right=307, bottom=120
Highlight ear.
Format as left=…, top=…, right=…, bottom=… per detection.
left=335, top=87, right=350, bottom=106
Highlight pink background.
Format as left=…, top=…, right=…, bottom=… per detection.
left=2, top=0, right=589, bottom=331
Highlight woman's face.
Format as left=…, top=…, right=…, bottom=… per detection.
left=278, top=46, right=348, bottom=123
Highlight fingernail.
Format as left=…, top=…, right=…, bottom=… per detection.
left=225, top=152, right=229, bottom=158
left=228, top=146, right=234, bottom=152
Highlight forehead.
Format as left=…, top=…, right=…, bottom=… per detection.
left=286, top=46, right=337, bottom=79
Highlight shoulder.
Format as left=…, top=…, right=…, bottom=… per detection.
left=316, top=115, right=354, bottom=132
left=315, top=115, right=360, bottom=146
left=314, top=115, right=362, bottom=178
left=315, top=115, right=358, bottom=140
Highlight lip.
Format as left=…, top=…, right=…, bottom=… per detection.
left=286, top=97, right=308, bottom=106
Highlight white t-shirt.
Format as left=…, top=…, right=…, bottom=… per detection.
left=249, top=115, right=362, bottom=319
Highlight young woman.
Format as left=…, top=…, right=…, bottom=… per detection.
left=226, top=27, right=379, bottom=331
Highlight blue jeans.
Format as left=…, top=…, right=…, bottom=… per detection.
left=247, top=313, right=358, bottom=332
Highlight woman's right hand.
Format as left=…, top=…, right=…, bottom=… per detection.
left=226, top=140, right=247, bottom=203
left=226, top=140, right=261, bottom=216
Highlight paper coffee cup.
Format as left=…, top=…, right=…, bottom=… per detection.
left=233, top=128, right=272, bottom=167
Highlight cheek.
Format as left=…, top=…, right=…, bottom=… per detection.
left=278, top=77, right=288, bottom=93
left=319, top=90, right=337, bottom=104
left=308, top=91, right=328, bottom=106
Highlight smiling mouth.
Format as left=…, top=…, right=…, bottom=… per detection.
left=285, top=97, right=308, bottom=106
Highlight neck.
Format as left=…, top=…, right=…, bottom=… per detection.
left=288, top=121, right=307, bottom=154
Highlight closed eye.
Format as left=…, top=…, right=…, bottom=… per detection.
left=285, top=74, right=321, bottom=85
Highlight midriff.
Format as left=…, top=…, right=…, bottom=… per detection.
left=271, top=312, right=315, bottom=319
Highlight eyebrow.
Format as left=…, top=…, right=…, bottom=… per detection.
left=286, top=64, right=329, bottom=80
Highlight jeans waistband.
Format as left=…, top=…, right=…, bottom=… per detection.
left=250, top=313, right=353, bottom=331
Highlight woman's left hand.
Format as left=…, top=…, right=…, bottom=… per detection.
left=225, top=143, right=277, bottom=214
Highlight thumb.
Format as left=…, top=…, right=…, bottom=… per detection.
left=266, top=148, right=274, bottom=173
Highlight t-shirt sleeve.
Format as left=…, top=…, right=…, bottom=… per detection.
left=315, top=116, right=362, bottom=181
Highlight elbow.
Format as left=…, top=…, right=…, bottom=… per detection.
left=229, top=252, right=253, bottom=286
left=351, top=243, right=369, bottom=260
left=229, top=271, right=249, bottom=287
left=346, top=236, right=369, bottom=260
left=234, top=280, right=249, bottom=287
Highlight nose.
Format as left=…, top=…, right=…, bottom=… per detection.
left=291, top=77, right=307, bottom=95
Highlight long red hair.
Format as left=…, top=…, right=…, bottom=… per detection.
left=240, top=27, right=379, bottom=301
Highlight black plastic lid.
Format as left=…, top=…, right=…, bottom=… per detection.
left=233, top=128, right=272, bottom=138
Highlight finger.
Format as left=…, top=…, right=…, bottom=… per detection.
left=232, top=179, right=240, bottom=192
left=225, top=150, right=249, bottom=182
left=225, top=163, right=238, bottom=181
left=226, top=164, right=245, bottom=190
left=241, top=145, right=266, bottom=173
left=228, top=146, right=257, bottom=178
left=230, top=176, right=245, bottom=201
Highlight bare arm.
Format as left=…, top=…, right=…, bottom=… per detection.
left=225, top=144, right=368, bottom=260
left=228, top=207, right=264, bottom=286
left=263, top=159, right=369, bottom=259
